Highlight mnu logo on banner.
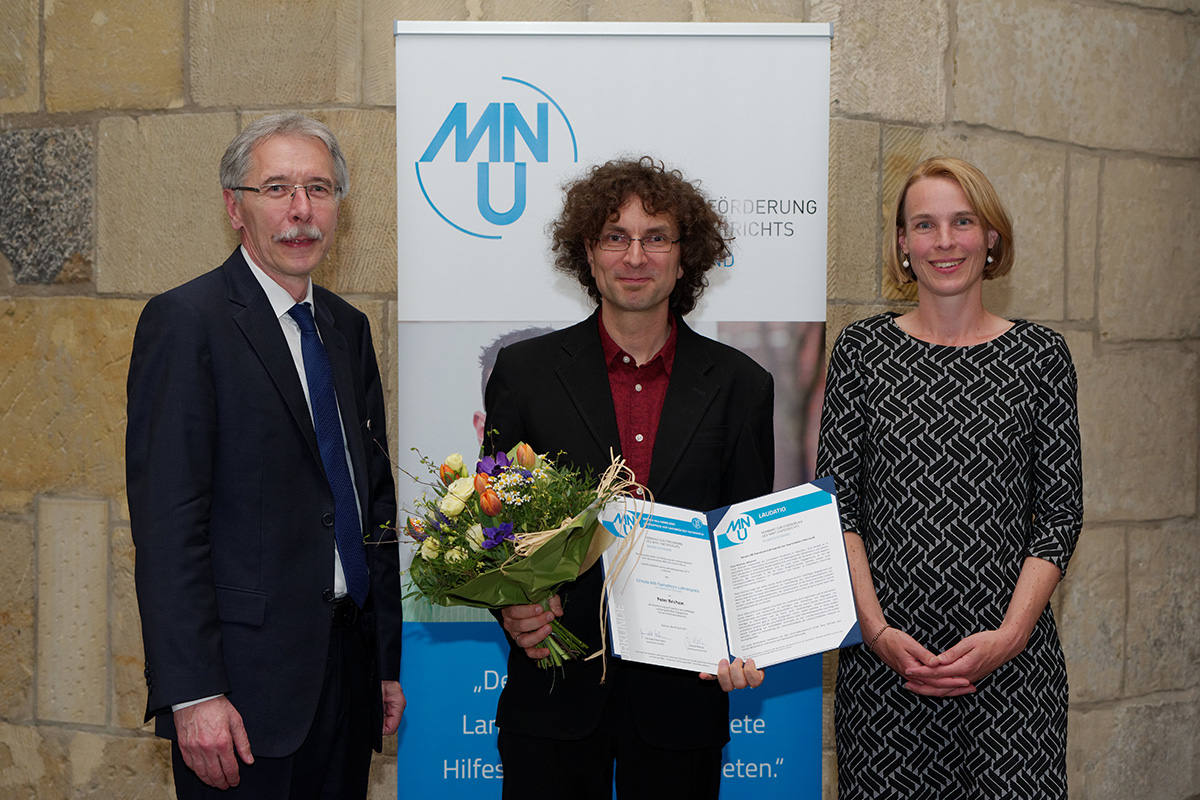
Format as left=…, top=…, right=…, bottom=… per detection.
left=414, top=77, right=578, bottom=239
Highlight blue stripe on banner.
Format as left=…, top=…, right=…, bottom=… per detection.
left=396, top=622, right=510, bottom=790
left=722, top=655, right=823, bottom=798
left=395, top=627, right=823, bottom=797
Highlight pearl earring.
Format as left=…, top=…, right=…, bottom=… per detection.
left=902, top=256, right=910, bottom=268
left=986, top=253, right=994, bottom=264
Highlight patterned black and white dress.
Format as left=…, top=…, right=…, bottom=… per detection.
left=816, top=313, right=1083, bottom=799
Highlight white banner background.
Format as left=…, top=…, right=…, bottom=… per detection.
left=396, top=21, right=830, bottom=323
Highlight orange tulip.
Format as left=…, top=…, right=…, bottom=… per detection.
left=515, top=442, right=537, bottom=470
left=439, top=463, right=458, bottom=486
left=405, top=517, right=426, bottom=540
left=473, top=472, right=491, bottom=495
left=479, top=489, right=503, bottom=517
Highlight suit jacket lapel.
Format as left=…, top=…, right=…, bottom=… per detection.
left=555, top=313, right=622, bottom=462
left=224, top=251, right=323, bottom=468
left=649, top=318, right=718, bottom=492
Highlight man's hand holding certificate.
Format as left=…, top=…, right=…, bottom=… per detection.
left=601, top=478, right=860, bottom=673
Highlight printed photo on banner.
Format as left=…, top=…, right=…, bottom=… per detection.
left=396, top=320, right=825, bottom=623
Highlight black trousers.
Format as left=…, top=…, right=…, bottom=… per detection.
left=497, top=670, right=723, bottom=800
left=172, top=614, right=373, bottom=800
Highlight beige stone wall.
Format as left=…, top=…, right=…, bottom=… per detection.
left=0, top=0, right=1195, bottom=797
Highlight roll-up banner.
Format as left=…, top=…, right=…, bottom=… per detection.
left=395, top=21, right=832, bottom=798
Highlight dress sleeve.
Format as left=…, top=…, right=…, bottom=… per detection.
left=1028, top=331, right=1084, bottom=573
left=816, top=324, right=869, bottom=537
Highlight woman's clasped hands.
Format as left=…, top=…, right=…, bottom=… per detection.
left=874, top=625, right=1026, bottom=698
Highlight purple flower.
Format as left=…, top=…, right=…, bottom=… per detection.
left=481, top=523, right=515, bottom=550
left=477, top=451, right=512, bottom=476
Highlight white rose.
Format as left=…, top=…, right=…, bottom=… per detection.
left=440, top=493, right=465, bottom=517
left=419, top=537, right=441, bottom=560
left=465, top=524, right=485, bottom=552
left=439, top=476, right=475, bottom=517
left=444, top=453, right=465, bottom=473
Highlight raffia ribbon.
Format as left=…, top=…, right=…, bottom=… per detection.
left=509, top=452, right=654, bottom=683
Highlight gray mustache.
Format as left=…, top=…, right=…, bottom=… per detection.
left=273, top=225, right=324, bottom=242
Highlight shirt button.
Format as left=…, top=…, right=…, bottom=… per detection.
left=635, top=384, right=643, bottom=392
left=635, top=434, right=644, bottom=443
left=622, top=355, right=631, bottom=364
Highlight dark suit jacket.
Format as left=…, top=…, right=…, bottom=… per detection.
left=483, top=310, right=774, bottom=750
left=126, top=249, right=402, bottom=757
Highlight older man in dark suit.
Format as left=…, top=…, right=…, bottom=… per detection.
left=126, top=113, right=404, bottom=799
left=485, top=157, right=775, bottom=799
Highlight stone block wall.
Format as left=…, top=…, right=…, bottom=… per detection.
left=0, top=0, right=1195, bottom=797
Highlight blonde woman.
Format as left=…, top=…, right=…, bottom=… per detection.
left=817, top=157, right=1082, bottom=798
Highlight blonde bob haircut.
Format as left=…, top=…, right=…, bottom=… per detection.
left=886, top=156, right=1015, bottom=286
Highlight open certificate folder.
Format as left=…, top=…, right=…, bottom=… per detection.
left=600, top=477, right=861, bottom=672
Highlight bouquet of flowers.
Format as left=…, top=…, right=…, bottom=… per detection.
left=404, top=442, right=643, bottom=669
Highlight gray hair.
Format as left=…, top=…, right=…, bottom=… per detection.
left=219, top=112, right=349, bottom=200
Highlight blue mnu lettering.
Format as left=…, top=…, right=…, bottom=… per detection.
left=504, top=102, right=547, bottom=162
left=420, top=102, right=549, bottom=163
left=477, top=162, right=527, bottom=226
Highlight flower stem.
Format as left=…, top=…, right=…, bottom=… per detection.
left=535, top=619, right=588, bottom=670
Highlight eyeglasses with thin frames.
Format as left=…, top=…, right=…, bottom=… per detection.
left=233, top=183, right=340, bottom=203
left=595, top=233, right=680, bottom=253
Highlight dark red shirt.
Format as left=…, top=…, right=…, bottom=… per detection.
left=599, top=314, right=677, bottom=497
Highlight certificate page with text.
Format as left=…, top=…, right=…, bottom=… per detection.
left=710, top=482, right=859, bottom=667
left=601, top=480, right=860, bottom=672
left=601, top=502, right=730, bottom=671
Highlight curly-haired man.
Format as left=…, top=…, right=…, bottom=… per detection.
left=484, top=157, right=775, bottom=798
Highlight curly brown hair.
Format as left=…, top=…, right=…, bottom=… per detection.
left=550, top=157, right=730, bottom=316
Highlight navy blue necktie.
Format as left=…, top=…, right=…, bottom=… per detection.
left=288, top=302, right=370, bottom=607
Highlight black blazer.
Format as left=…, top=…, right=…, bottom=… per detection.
left=126, top=249, right=402, bottom=757
left=484, top=311, right=774, bottom=749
